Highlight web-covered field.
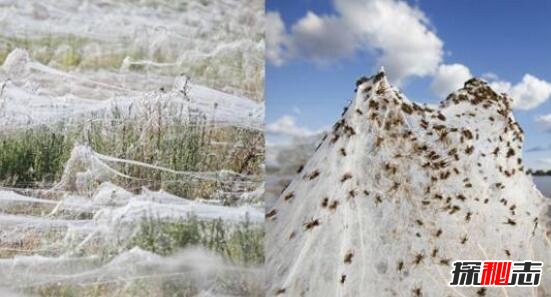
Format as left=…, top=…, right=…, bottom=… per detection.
left=0, top=1, right=264, bottom=296
left=0, top=0, right=264, bottom=101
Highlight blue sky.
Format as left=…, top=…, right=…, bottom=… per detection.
left=266, top=0, right=551, bottom=170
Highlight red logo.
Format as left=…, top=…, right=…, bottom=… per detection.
left=480, top=261, right=511, bottom=285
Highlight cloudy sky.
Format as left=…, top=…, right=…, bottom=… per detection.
left=266, top=0, right=551, bottom=170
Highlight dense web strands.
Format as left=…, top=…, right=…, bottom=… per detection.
left=0, top=145, right=264, bottom=294
left=0, top=49, right=264, bottom=131
left=266, top=71, right=551, bottom=297
left=0, top=0, right=264, bottom=100
left=0, top=62, right=264, bottom=295
left=0, top=6, right=265, bottom=291
left=0, top=247, right=264, bottom=296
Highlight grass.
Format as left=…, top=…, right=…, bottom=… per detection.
left=0, top=34, right=145, bottom=71
left=13, top=215, right=264, bottom=297
left=0, top=33, right=264, bottom=100
left=30, top=273, right=265, bottom=297
left=0, top=215, right=264, bottom=296
left=0, top=8, right=264, bottom=295
left=0, top=227, right=67, bottom=258
left=0, top=102, right=263, bottom=199
left=0, top=126, right=73, bottom=187
left=129, top=215, right=264, bottom=265
left=32, top=281, right=202, bottom=297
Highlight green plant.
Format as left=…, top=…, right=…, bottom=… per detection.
left=129, top=215, right=264, bottom=265
left=0, top=100, right=263, bottom=198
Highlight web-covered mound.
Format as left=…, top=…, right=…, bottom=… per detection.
left=266, top=71, right=550, bottom=297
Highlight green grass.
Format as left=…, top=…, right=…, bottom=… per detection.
left=0, top=118, right=263, bottom=199
left=129, top=215, right=264, bottom=265
left=29, top=273, right=264, bottom=297
left=0, top=94, right=264, bottom=199
left=0, top=127, right=72, bottom=187
left=0, top=34, right=144, bottom=71
left=0, top=33, right=264, bottom=100
left=18, top=215, right=264, bottom=297
left=31, top=280, right=203, bottom=297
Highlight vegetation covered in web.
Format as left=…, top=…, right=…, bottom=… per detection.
left=0, top=0, right=264, bottom=296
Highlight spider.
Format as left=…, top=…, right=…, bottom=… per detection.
left=340, top=173, right=352, bottom=183
left=413, top=253, right=425, bottom=265
left=308, top=170, right=320, bottom=180
left=304, top=218, right=321, bottom=230
left=284, top=192, right=294, bottom=201
left=344, top=251, right=354, bottom=264
left=504, top=218, right=516, bottom=226
left=266, top=209, right=277, bottom=220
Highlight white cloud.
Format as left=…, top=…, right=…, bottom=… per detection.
left=334, top=0, right=443, bottom=84
left=536, top=114, right=551, bottom=132
left=267, top=115, right=317, bottom=138
left=431, top=63, right=472, bottom=97
left=266, top=12, right=288, bottom=66
left=265, top=0, right=443, bottom=83
left=266, top=1, right=551, bottom=109
left=488, top=80, right=512, bottom=94
left=288, top=12, right=357, bottom=64
left=481, top=72, right=499, bottom=81
left=489, top=74, right=551, bottom=110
